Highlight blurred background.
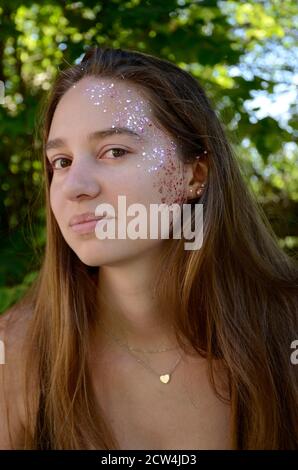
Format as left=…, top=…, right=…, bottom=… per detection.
left=0, top=0, right=297, bottom=313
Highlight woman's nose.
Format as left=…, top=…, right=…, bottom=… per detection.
left=61, top=157, right=102, bottom=200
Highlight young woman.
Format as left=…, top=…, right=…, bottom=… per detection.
left=0, top=46, right=297, bottom=450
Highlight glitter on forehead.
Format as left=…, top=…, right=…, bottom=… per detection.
left=82, top=79, right=187, bottom=206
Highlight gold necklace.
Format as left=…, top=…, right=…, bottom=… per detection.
left=98, top=321, right=183, bottom=384
left=124, top=347, right=183, bottom=384
left=98, top=320, right=179, bottom=353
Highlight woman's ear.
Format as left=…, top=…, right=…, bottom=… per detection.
left=185, top=154, right=208, bottom=200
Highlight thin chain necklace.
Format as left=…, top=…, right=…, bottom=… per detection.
left=98, top=320, right=179, bottom=353
left=97, top=320, right=203, bottom=410
left=98, top=321, right=183, bottom=384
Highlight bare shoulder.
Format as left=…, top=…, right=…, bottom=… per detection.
left=0, top=301, right=33, bottom=371
left=0, top=301, right=34, bottom=449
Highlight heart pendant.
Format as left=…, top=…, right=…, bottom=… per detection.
left=160, top=374, right=170, bottom=384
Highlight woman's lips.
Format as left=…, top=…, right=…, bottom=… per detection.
left=70, top=217, right=113, bottom=234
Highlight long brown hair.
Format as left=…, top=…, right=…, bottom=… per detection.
left=8, top=46, right=298, bottom=449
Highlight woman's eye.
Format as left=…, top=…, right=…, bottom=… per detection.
left=49, top=148, right=129, bottom=171
left=102, top=148, right=129, bottom=159
left=51, top=157, right=71, bottom=170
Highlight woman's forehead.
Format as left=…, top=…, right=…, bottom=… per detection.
left=49, top=76, right=175, bottom=147
left=69, top=76, right=153, bottom=117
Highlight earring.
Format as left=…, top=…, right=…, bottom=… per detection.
left=196, top=183, right=206, bottom=196
left=195, top=150, right=208, bottom=160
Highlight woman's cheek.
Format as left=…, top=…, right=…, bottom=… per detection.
left=152, top=149, right=187, bottom=206
left=50, top=191, right=62, bottom=225
left=131, top=138, right=187, bottom=207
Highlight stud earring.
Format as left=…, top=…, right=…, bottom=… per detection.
left=195, top=150, right=208, bottom=160
left=196, top=183, right=206, bottom=196
left=187, top=150, right=208, bottom=163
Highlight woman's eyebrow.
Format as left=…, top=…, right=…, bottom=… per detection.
left=45, top=126, right=146, bottom=152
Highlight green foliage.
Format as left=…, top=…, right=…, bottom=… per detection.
left=0, top=270, right=38, bottom=311
left=0, top=0, right=297, bottom=312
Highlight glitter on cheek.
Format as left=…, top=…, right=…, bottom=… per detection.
left=151, top=140, right=187, bottom=206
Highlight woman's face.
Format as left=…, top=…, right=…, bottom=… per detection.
left=47, top=76, right=190, bottom=266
